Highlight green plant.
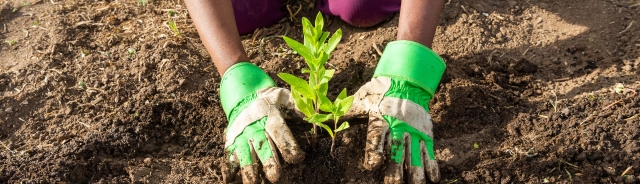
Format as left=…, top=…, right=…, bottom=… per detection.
left=277, top=12, right=351, bottom=155
left=5, top=40, right=17, bottom=46
left=81, top=50, right=89, bottom=57
left=167, top=19, right=181, bottom=37
left=127, top=48, right=135, bottom=58
left=78, top=81, right=86, bottom=88
left=22, top=2, right=30, bottom=6
left=33, top=21, right=39, bottom=26
left=168, top=9, right=176, bottom=17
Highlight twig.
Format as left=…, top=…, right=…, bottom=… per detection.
left=565, top=168, right=573, bottom=184
left=559, top=159, right=579, bottom=168
left=522, top=48, right=530, bottom=56
left=579, top=112, right=596, bottom=125
left=621, top=166, right=633, bottom=176
left=618, top=21, right=634, bottom=35
left=372, top=43, right=382, bottom=56
left=0, top=140, right=15, bottom=154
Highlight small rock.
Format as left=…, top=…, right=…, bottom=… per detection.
left=144, top=157, right=152, bottom=164
left=561, top=108, right=570, bottom=116
left=604, top=166, right=616, bottom=176
left=5, top=107, right=13, bottom=113
left=508, top=1, right=517, bottom=7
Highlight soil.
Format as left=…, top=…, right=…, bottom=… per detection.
left=1, top=0, right=639, bottom=183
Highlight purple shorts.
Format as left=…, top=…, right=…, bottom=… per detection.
left=232, top=0, right=400, bottom=35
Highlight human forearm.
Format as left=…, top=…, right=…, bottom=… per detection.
left=184, top=0, right=249, bottom=75
left=397, top=0, right=444, bottom=48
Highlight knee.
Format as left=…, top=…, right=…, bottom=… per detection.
left=317, top=0, right=400, bottom=27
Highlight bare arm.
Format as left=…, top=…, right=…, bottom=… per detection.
left=397, top=0, right=444, bottom=48
left=184, top=0, right=249, bottom=75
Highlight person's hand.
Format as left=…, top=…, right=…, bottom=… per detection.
left=220, top=62, right=305, bottom=183
left=348, top=40, right=446, bottom=183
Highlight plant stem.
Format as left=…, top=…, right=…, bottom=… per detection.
left=330, top=116, right=338, bottom=158
left=311, top=72, right=320, bottom=148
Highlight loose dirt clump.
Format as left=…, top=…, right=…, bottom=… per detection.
left=1, top=0, right=639, bottom=183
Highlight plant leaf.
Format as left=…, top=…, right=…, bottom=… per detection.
left=315, top=82, right=328, bottom=96
left=282, top=36, right=313, bottom=62
left=319, top=93, right=333, bottom=112
left=318, top=32, right=329, bottom=46
left=317, top=52, right=330, bottom=66
left=291, top=89, right=314, bottom=117
left=316, top=122, right=334, bottom=138
left=319, top=69, right=335, bottom=84
left=314, top=12, right=324, bottom=39
left=278, top=73, right=315, bottom=99
left=337, top=88, right=348, bottom=100
left=323, top=29, right=342, bottom=55
left=338, top=95, right=354, bottom=116
left=335, top=121, right=350, bottom=132
left=306, top=113, right=333, bottom=124
left=301, top=68, right=312, bottom=73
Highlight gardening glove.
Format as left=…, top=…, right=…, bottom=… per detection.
left=349, top=40, right=445, bottom=183
left=220, top=62, right=305, bottom=184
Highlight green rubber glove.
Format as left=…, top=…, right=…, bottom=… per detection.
left=348, top=40, right=445, bottom=184
left=220, top=62, right=305, bottom=184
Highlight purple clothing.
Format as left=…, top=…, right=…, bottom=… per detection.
left=317, top=0, right=400, bottom=27
left=232, top=0, right=285, bottom=35
left=232, top=0, right=400, bottom=35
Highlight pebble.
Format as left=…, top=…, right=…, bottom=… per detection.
left=144, top=158, right=152, bottom=164
left=5, top=107, right=13, bottom=113
left=561, top=108, right=570, bottom=116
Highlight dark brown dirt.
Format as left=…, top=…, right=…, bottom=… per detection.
left=1, top=0, right=639, bottom=183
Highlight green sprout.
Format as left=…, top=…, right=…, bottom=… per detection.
left=473, top=142, right=479, bottom=149
left=167, top=19, right=181, bottom=37
left=78, top=81, right=86, bottom=88
left=12, top=8, right=18, bottom=12
left=33, top=21, right=39, bottom=26
left=168, top=9, right=176, bottom=17
left=614, top=83, right=624, bottom=94
left=22, top=2, right=30, bottom=6
left=277, top=12, right=350, bottom=155
left=5, top=40, right=17, bottom=46
left=81, top=50, right=89, bottom=57
left=127, top=48, right=135, bottom=58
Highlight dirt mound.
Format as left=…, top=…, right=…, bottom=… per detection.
left=1, top=0, right=639, bottom=183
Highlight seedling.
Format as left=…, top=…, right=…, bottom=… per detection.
left=277, top=12, right=351, bottom=155
left=127, top=48, right=135, bottom=58
left=5, top=40, right=17, bottom=46
left=33, top=21, right=39, bottom=27
left=614, top=83, right=624, bottom=94
left=167, top=19, right=181, bottom=37
left=168, top=10, right=176, bottom=17
left=81, top=50, right=89, bottom=57
left=78, top=81, right=86, bottom=88
left=22, top=2, right=30, bottom=7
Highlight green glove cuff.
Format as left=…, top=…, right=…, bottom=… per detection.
left=220, top=62, right=275, bottom=121
left=374, top=40, right=446, bottom=96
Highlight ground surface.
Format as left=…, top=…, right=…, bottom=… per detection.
left=1, top=0, right=639, bottom=183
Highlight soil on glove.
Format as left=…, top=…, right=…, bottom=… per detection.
left=1, top=0, right=639, bottom=183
